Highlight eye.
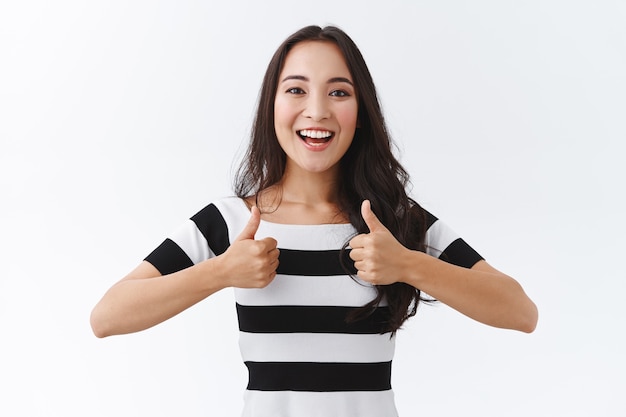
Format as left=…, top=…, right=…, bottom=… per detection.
left=330, top=89, right=350, bottom=97
left=286, top=87, right=305, bottom=95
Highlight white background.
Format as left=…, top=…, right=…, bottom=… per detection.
left=1, top=1, right=625, bottom=416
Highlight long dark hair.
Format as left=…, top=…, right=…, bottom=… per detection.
left=234, top=25, right=431, bottom=333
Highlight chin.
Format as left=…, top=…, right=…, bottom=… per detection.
left=295, top=161, right=337, bottom=175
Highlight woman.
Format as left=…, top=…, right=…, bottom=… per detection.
left=91, top=25, right=538, bottom=417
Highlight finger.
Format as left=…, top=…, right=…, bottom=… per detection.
left=348, top=247, right=363, bottom=262
left=361, top=200, right=386, bottom=233
left=348, top=234, right=366, bottom=249
left=354, top=265, right=369, bottom=281
left=259, top=237, right=278, bottom=251
left=235, top=206, right=261, bottom=241
left=268, top=248, right=280, bottom=266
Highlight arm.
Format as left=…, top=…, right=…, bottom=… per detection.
left=403, top=256, right=537, bottom=332
left=90, top=259, right=224, bottom=338
left=90, top=206, right=279, bottom=338
left=349, top=200, right=538, bottom=333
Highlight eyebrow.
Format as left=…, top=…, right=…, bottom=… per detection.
left=280, top=75, right=354, bottom=86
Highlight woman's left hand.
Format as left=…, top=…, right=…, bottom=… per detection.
left=348, top=200, right=413, bottom=285
left=349, top=201, right=538, bottom=332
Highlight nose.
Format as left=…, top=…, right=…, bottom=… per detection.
left=302, top=92, right=330, bottom=121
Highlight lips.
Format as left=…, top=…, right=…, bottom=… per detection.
left=297, top=129, right=334, bottom=148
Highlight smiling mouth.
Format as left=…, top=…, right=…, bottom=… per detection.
left=297, top=129, right=334, bottom=146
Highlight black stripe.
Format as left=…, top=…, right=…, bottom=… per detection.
left=440, top=238, right=484, bottom=268
left=277, top=249, right=356, bottom=276
left=237, top=304, right=389, bottom=334
left=191, top=203, right=230, bottom=256
left=424, top=210, right=438, bottom=230
left=144, top=238, right=194, bottom=275
left=245, top=361, right=392, bottom=392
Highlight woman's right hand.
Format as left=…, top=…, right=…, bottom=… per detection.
left=216, top=206, right=279, bottom=289
left=90, top=206, right=279, bottom=337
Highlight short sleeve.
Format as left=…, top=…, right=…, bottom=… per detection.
left=144, top=203, right=231, bottom=275
left=423, top=211, right=483, bottom=269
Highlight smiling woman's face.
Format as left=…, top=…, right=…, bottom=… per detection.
left=274, top=40, right=358, bottom=177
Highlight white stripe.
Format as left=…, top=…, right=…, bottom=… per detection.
left=215, top=196, right=357, bottom=250
left=213, top=197, right=250, bottom=245
left=235, top=274, right=381, bottom=307
left=424, top=219, right=459, bottom=258
left=238, top=332, right=395, bottom=363
left=241, top=390, right=398, bottom=417
left=256, top=221, right=356, bottom=250
left=169, top=219, right=214, bottom=265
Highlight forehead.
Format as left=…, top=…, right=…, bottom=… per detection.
left=279, top=41, right=351, bottom=79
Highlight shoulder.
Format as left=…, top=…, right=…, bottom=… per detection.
left=420, top=208, right=484, bottom=268
left=190, top=196, right=251, bottom=234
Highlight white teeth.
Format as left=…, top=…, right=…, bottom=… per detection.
left=299, top=129, right=332, bottom=139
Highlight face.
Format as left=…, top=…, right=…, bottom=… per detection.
left=274, top=41, right=358, bottom=177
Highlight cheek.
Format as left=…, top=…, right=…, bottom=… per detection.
left=274, top=100, right=296, bottom=130
left=273, top=101, right=285, bottom=126
left=335, top=105, right=359, bottom=132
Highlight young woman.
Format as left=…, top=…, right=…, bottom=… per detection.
left=91, top=25, right=538, bottom=417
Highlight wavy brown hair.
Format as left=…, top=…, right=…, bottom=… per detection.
left=234, top=25, right=431, bottom=333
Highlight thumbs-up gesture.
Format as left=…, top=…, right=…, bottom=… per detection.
left=349, top=200, right=411, bottom=285
left=218, top=206, right=279, bottom=288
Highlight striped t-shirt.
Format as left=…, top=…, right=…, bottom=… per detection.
left=145, top=196, right=483, bottom=417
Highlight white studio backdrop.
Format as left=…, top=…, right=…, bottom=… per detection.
left=1, top=1, right=624, bottom=416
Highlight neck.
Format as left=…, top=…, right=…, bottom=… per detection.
left=254, top=162, right=348, bottom=224
left=279, top=163, right=340, bottom=204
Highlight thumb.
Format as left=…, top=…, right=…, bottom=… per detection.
left=236, top=206, right=261, bottom=241
left=361, top=200, right=386, bottom=233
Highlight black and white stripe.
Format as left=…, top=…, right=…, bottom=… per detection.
left=144, top=196, right=483, bottom=417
